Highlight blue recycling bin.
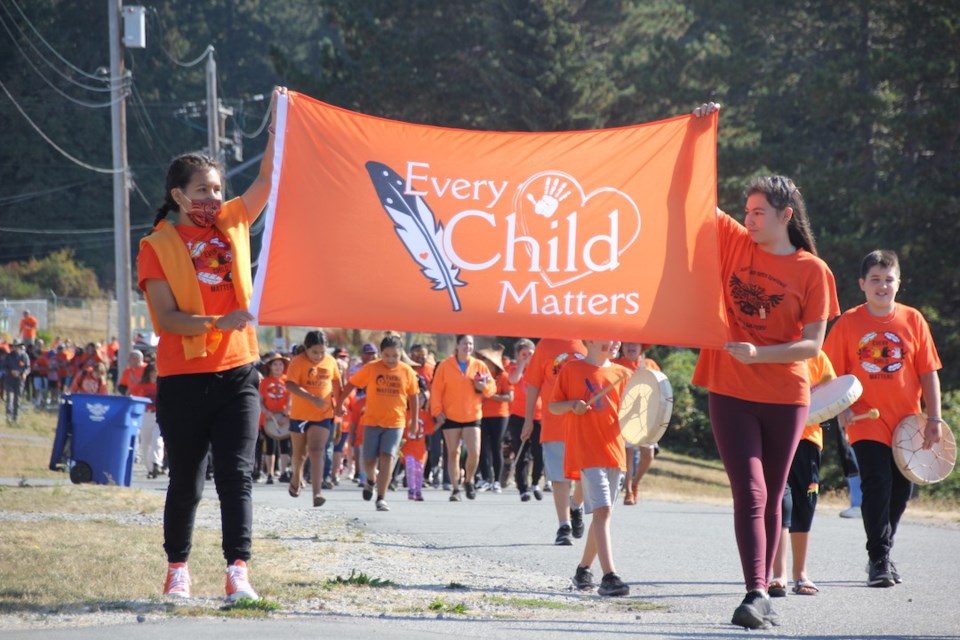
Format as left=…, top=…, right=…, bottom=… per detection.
left=48, top=399, right=73, bottom=472
left=60, top=393, right=150, bottom=486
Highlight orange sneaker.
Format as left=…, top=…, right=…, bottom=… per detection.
left=225, top=560, right=260, bottom=601
left=163, top=562, right=191, bottom=598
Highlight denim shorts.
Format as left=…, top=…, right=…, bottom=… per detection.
left=289, top=418, right=334, bottom=435
left=362, top=426, right=403, bottom=460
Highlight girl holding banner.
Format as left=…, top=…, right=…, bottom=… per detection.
left=430, top=334, right=496, bottom=501
left=138, top=86, right=285, bottom=601
left=692, top=102, right=840, bottom=632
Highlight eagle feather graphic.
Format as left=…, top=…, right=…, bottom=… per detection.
left=366, top=161, right=466, bottom=312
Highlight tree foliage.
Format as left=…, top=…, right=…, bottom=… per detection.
left=0, top=249, right=101, bottom=298
left=1, top=0, right=957, bottom=400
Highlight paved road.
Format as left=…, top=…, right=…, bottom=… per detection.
left=4, top=473, right=960, bottom=639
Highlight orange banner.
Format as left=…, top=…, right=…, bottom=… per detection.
left=252, top=91, right=728, bottom=348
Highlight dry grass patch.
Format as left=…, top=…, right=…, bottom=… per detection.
left=0, top=484, right=165, bottom=514
left=0, top=410, right=62, bottom=480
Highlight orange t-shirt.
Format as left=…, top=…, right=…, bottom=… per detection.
left=418, top=360, right=435, bottom=384
left=119, top=364, right=147, bottom=390
left=401, top=412, right=435, bottom=462
left=430, top=356, right=495, bottom=423
left=612, top=356, right=661, bottom=373
left=482, top=370, right=513, bottom=418
left=801, top=351, right=837, bottom=449
left=54, top=352, right=70, bottom=380
left=128, top=380, right=158, bottom=410
left=32, top=354, right=50, bottom=377
left=20, top=315, right=37, bottom=339
left=350, top=394, right=367, bottom=445
left=524, top=339, right=587, bottom=442
left=287, top=353, right=340, bottom=421
left=137, top=199, right=259, bottom=376
left=553, top=358, right=630, bottom=477
left=259, top=375, right=290, bottom=413
left=349, top=360, right=419, bottom=429
left=693, top=213, right=839, bottom=406
left=823, top=303, right=941, bottom=446
left=507, top=363, right=543, bottom=420
left=70, top=369, right=108, bottom=395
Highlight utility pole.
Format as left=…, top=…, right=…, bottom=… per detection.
left=206, top=48, right=218, bottom=162
left=108, top=0, right=131, bottom=373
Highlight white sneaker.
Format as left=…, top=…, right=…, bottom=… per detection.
left=840, top=506, right=862, bottom=519
left=163, top=562, right=191, bottom=598
left=376, top=498, right=390, bottom=512
left=492, top=481, right=502, bottom=493
left=225, top=560, right=260, bottom=601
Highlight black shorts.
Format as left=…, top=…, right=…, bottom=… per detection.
left=782, top=439, right=821, bottom=533
left=440, top=418, right=480, bottom=431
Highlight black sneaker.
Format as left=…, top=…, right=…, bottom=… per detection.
left=731, top=590, right=777, bottom=629
left=465, top=482, right=477, bottom=500
left=362, top=481, right=375, bottom=502
left=570, top=507, right=585, bottom=539
left=449, top=489, right=462, bottom=502
left=889, top=560, right=903, bottom=584
left=867, top=558, right=895, bottom=588
left=572, top=565, right=595, bottom=591
left=520, top=491, right=532, bottom=502
left=555, top=524, right=573, bottom=546
left=597, top=572, right=629, bottom=597
left=532, top=485, right=543, bottom=501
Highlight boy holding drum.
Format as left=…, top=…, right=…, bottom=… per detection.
left=550, top=339, right=632, bottom=596
left=823, top=249, right=943, bottom=587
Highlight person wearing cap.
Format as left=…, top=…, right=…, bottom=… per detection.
left=349, top=343, right=379, bottom=380
left=476, top=345, right=513, bottom=493
left=430, top=334, right=496, bottom=501
left=259, top=352, right=291, bottom=485
left=2, top=341, right=30, bottom=421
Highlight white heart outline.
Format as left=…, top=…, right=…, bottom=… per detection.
left=512, top=170, right=641, bottom=289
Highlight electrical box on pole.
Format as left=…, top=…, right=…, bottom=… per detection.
left=122, top=6, right=146, bottom=48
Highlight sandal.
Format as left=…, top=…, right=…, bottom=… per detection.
left=792, top=579, right=819, bottom=595
left=288, top=480, right=301, bottom=498
left=768, top=579, right=787, bottom=598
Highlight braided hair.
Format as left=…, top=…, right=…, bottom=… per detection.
left=151, top=153, right=223, bottom=228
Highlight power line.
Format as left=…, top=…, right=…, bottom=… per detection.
left=7, top=0, right=124, bottom=82
left=147, top=7, right=212, bottom=68
left=0, top=223, right=152, bottom=235
left=0, top=11, right=128, bottom=108
left=0, top=179, right=98, bottom=205
left=0, top=79, right=123, bottom=174
left=0, top=1, right=128, bottom=93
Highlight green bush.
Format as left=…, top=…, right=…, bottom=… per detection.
left=655, top=347, right=717, bottom=459
left=0, top=250, right=100, bottom=299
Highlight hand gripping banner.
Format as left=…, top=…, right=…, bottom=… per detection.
left=252, top=91, right=728, bottom=348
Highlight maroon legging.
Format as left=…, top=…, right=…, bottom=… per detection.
left=709, top=393, right=807, bottom=592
